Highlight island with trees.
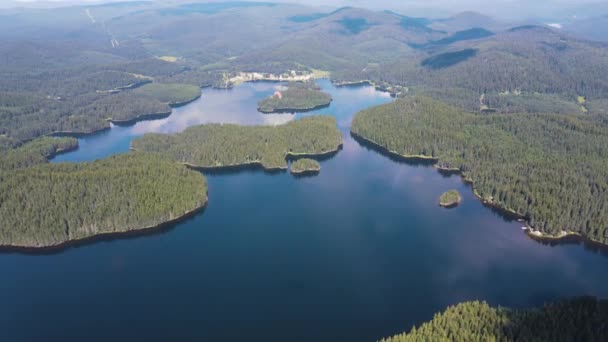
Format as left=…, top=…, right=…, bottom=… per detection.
left=0, top=153, right=207, bottom=249
left=351, top=96, right=608, bottom=245
left=439, top=190, right=462, bottom=208
left=290, top=158, right=321, bottom=175
left=380, top=297, right=608, bottom=341
left=257, top=81, right=332, bottom=113
left=131, top=116, right=342, bottom=170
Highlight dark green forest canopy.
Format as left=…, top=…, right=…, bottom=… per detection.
left=0, top=137, right=78, bottom=171
left=351, top=96, right=608, bottom=244
left=0, top=153, right=207, bottom=248
left=0, top=79, right=201, bottom=140
left=381, top=297, right=608, bottom=342
left=133, top=83, right=201, bottom=106
left=3, top=3, right=608, bottom=142
left=131, top=116, right=342, bottom=170
left=257, top=81, right=332, bottom=113
left=331, top=27, right=608, bottom=109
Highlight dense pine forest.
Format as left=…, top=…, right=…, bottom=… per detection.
left=0, top=153, right=207, bottom=248
left=132, top=116, right=342, bottom=170
left=0, top=77, right=201, bottom=141
left=257, top=81, right=332, bottom=113
left=1, top=2, right=608, bottom=340
left=352, top=96, right=608, bottom=244
left=2, top=2, right=608, bottom=144
left=381, top=297, right=608, bottom=341
left=0, top=137, right=78, bottom=171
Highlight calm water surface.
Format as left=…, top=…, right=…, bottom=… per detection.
left=4, top=79, right=608, bottom=341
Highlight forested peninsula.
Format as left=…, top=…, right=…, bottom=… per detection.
left=257, top=81, right=332, bottom=113
left=381, top=297, right=608, bottom=341
left=0, top=79, right=201, bottom=141
left=131, top=116, right=342, bottom=170
left=351, top=96, right=608, bottom=245
left=0, top=153, right=207, bottom=249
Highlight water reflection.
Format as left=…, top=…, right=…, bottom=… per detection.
left=23, top=78, right=608, bottom=342
left=52, top=79, right=392, bottom=163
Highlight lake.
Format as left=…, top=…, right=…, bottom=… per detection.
left=3, top=79, right=608, bottom=341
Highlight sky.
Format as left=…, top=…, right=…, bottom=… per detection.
left=7, top=0, right=608, bottom=19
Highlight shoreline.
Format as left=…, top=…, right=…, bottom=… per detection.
left=439, top=201, right=460, bottom=209
left=131, top=143, right=343, bottom=174
left=47, top=143, right=80, bottom=159
left=109, top=111, right=172, bottom=126
left=439, top=197, right=462, bottom=209
left=112, top=93, right=202, bottom=126
left=350, top=130, right=608, bottom=248
left=47, top=126, right=112, bottom=139
left=96, top=80, right=152, bottom=94
left=216, top=71, right=324, bottom=89
left=290, top=167, right=320, bottom=176
left=333, top=79, right=400, bottom=97
left=258, top=101, right=332, bottom=114
left=184, top=144, right=342, bottom=173
left=168, top=93, right=202, bottom=108
left=24, top=92, right=203, bottom=143
left=350, top=132, right=438, bottom=162
left=0, top=196, right=208, bottom=254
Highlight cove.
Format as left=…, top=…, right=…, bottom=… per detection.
left=3, top=79, right=608, bottom=342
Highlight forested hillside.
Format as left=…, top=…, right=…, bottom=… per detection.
left=1, top=1, right=608, bottom=245
left=0, top=78, right=200, bottom=140
left=2, top=2, right=608, bottom=142
left=0, top=137, right=78, bottom=171
left=132, top=116, right=342, bottom=170
left=333, top=26, right=608, bottom=113
left=351, top=96, right=608, bottom=244
left=0, top=153, right=207, bottom=248
left=381, top=297, right=608, bottom=341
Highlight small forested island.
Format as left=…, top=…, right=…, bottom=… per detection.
left=290, top=158, right=321, bottom=175
left=131, top=116, right=342, bottom=170
left=0, top=153, right=207, bottom=249
left=351, top=96, right=608, bottom=245
left=381, top=297, right=608, bottom=341
left=257, top=81, right=332, bottom=113
left=439, top=190, right=462, bottom=208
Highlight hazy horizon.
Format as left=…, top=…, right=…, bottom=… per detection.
left=5, top=0, right=608, bottom=20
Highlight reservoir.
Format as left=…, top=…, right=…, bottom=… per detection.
left=3, top=79, right=608, bottom=341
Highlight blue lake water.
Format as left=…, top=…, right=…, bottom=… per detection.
left=4, top=79, right=608, bottom=341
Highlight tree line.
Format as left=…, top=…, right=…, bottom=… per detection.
left=381, top=297, right=608, bottom=341
left=0, top=81, right=200, bottom=141
left=352, top=96, right=608, bottom=244
left=0, top=153, right=207, bottom=248
left=132, top=116, right=342, bottom=170
left=0, top=137, right=78, bottom=171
